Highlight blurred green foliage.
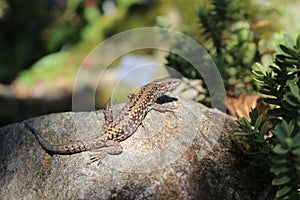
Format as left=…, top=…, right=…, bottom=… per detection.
left=10, top=0, right=206, bottom=88
left=165, top=0, right=279, bottom=105
left=18, top=52, right=69, bottom=86
left=0, top=0, right=88, bottom=83
left=0, top=0, right=166, bottom=84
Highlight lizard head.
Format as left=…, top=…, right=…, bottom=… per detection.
left=151, top=77, right=182, bottom=97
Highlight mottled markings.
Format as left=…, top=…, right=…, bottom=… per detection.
left=24, top=77, right=182, bottom=164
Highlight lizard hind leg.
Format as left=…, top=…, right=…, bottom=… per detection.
left=88, top=152, right=107, bottom=165
left=88, top=140, right=123, bottom=165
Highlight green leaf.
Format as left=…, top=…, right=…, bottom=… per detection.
left=253, top=136, right=265, bottom=143
left=285, top=121, right=295, bottom=136
left=264, top=98, right=280, bottom=105
left=238, top=140, right=251, bottom=145
left=293, top=133, right=300, bottom=148
left=277, top=120, right=294, bottom=137
left=249, top=107, right=259, bottom=122
left=254, top=115, right=263, bottom=130
left=272, top=174, right=291, bottom=185
left=285, top=95, right=300, bottom=107
left=271, top=156, right=288, bottom=164
left=273, top=144, right=289, bottom=155
left=240, top=117, right=253, bottom=132
left=268, top=108, right=284, bottom=117
left=260, top=121, right=269, bottom=135
left=259, top=89, right=275, bottom=96
left=278, top=45, right=297, bottom=58
left=274, top=125, right=288, bottom=143
left=270, top=118, right=282, bottom=126
left=270, top=162, right=291, bottom=174
left=275, top=185, right=292, bottom=199
left=235, top=131, right=253, bottom=136
left=284, top=137, right=294, bottom=149
left=292, top=148, right=300, bottom=156
left=286, top=66, right=300, bottom=73
left=254, top=63, right=267, bottom=76
left=270, top=165, right=289, bottom=174
left=288, top=83, right=300, bottom=98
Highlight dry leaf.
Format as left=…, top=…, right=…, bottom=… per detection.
left=226, top=93, right=269, bottom=121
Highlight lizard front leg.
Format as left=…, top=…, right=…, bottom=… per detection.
left=151, top=102, right=177, bottom=113
left=103, top=103, right=114, bottom=123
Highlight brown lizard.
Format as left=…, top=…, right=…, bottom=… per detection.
left=24, top=77, right=182, bottom=164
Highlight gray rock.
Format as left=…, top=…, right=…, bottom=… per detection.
left=0, top=99, right=274, bottom=199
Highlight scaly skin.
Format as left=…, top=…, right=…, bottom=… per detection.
left=24, top=77, right=182, bottom=164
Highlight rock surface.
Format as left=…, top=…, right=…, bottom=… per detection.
left=0, top=99, right=274, bottom=199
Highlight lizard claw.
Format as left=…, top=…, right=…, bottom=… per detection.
left=88, top=152, right=107, bottom=165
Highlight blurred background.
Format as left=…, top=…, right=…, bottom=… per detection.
left=0, top=0, right=300, bottom=126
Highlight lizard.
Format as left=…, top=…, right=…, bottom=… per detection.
left=24, top=77, right=182, bottom=165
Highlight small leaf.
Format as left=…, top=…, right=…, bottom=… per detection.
left=254, top=115, right=263, bottom=130
left=249, top=107, right=259, bottom=122
left=272, top=174, right=291, bottom=185
left=292, top=148, right=300, bottom=156
left=270, top=165, right=289, bottom=173
left=238, top=140, right=251, bottom=145
left=260, top=121, right=269, bottom=136
left=270, top=162, right=290, bottom=174
left=270, top=120, right=283, bottom=129
left=235, top=131, right=253, bottom=136
left=285, top=95, right=299, bottom=107
left=240, top=117, right=253, bottom=131
left=264, top=97, right=280, bottom=105
left=288, top=83, right=300, bottom=98
left=278, top=45, right=297, bottom=57
left=284, top=137, right=293, bottom=149
left=271, top=156, right=288, bottom=164
left=285, top=121, right=295, bottom=136
left=277, top=120, right=294, bottom=137
left=253, top=138, right=265, bottom=143
left=253, top=137, right=265, bottom=143
left=274, top=125, right=288, bottom=143
left=272, top=144, right=289, bottom=155
left=254, top=63, right=267, bottom=76
left=286, top=66, right=300, bottom=73
left=268, top=108, right=284, bottom=117
left=293, top=133, right=300, bottom=148
left=275, top=185, right=292, bottom=199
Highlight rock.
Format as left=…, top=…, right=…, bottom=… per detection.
left=0, top=99, right=274, bottom=199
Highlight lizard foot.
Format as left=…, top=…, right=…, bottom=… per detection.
left=88, top=152, right=107, bottom=165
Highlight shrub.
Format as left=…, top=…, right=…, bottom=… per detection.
left=237, top=35, right=300, bottom=199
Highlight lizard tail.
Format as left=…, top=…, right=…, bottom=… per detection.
left=24, top=122, right=89, bottom=154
